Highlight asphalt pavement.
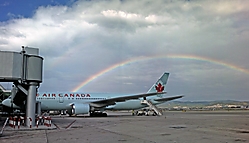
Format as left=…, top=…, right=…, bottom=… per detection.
left=1, top=110, right=249, bottom=143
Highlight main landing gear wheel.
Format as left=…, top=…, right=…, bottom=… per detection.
left=90, top=112, right=107, bottom=117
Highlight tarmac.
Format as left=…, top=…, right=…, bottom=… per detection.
left=0, top=110, right=249, bottom=143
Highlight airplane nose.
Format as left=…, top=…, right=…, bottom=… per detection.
left=1, top=99, right=11, bottom=107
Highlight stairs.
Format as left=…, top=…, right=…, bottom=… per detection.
left=141, top=100, right=163, bottom=116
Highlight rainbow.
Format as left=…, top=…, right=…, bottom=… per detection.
left=71, top=54, right=249, bottom=92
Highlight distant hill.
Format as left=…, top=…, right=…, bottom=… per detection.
left=159, top=100, right=249, bottom=108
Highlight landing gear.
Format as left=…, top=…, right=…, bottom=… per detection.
left=60, top=110, right=67, bottom=115
left=90, top=111, right=107, bottom=117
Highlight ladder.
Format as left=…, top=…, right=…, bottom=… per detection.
left=141, top=100, right=163, bottom=116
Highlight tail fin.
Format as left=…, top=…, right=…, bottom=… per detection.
left=147, top=72, right=169, bottom=93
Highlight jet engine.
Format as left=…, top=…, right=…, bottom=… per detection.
left=67, top=103, right=90, bottom=115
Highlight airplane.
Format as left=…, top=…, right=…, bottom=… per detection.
left=1, top=72, right=183, bottom=117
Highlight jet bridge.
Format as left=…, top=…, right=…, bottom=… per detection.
left=0, top=46, right=43, bottom=127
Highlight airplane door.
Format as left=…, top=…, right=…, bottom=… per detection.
left=59, top=94, right=64, bottom=103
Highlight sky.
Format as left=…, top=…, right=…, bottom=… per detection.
left=0, top=0, right=249, bottom=101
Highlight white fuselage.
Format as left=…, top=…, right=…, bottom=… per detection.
left=36, top=92, right=162, bottom=111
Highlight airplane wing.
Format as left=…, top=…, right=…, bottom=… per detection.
left=89, top=92, right=166, bottom=108
left=154, top=95, right=184, bottom=102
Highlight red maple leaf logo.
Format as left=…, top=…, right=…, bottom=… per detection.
left=155, top=83, right=164, bottom=92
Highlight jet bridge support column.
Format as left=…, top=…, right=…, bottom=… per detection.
left=26, top=82, right=38, bottom=127
left=36, top=101, right=41, bottom=116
